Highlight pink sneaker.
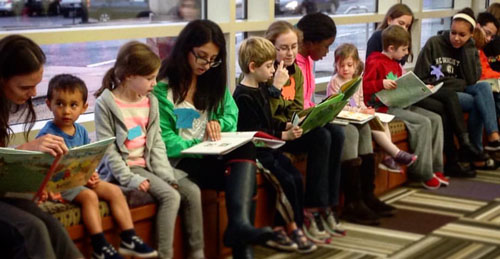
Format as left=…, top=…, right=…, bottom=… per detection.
left=394, top=151, right=418, bottom=166
left=434, top=172, right=449, bottom=186
left=422, top=175, right=441, bottom=190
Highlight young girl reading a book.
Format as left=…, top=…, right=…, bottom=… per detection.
left=264, top=20, right=344, bottom=243
left=37, top=74, right=157, bottom=259
left=0, top=34, right=83, bottom=259
left=327, top=43, right=418, bottom=222
left=94, top=41, right=204, bottom=259
left=152, top=20, right=275, bottom=258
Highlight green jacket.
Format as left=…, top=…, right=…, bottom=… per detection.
left=268, top=63, right=304, bottom=123
left=153, top=81, right=239, bottom=158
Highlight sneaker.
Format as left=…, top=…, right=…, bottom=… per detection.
left=290, top=229, right=317, bottom=254
left=118, top=235, right=158, bottom=258
left=421, top=175, right=441, bottom=190
left=394, top=151, right=418, bottom=166
left=434, top=172, right=450, bottom=187
left=378, top=156, right=402, bottom=173
left=265, top=228, right=298, bottom=252
left=302, top=211, right=331, bottom=244
left=92, top=244, right=123, bottom=259
left=485, top=140, right=500, bottom=151
left=321, top=209, right=346, bottom=237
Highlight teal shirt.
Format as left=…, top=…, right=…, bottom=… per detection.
left=153, top=81, right=239, bottom=158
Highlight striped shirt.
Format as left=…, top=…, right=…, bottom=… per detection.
left=112, top=93, right=150, bottom=167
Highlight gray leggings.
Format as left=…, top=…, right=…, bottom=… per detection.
left=0, top=198, right=82, bottom=259
left=387, top=106, right=444, bottom=181
left=341, top=123, right=373, bottom=161
left=132, top=167, right=204, bottom=259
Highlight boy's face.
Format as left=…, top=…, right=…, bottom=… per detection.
left=46, top=89, right=88, bottom=129
left=481, top=22, right=498, bottom=43
left=252, top=60, right=275, bottom=83
left=388, top=44, right=409, bottom=61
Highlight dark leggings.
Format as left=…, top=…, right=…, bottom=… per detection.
left=416, top=87, right=466, bottom=163
left=281, top=124, right=344, bottom=208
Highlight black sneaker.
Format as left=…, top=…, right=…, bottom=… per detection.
left=265, top=228, right=297, bottom=252
left=485, top=140, right=500, bottom=151
left=290, top=229, right=317, bottom=254
left=118, top=235, right=158, bottom=258
left=92, top=244, right=123, bottom=259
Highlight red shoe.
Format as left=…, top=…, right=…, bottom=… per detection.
left=422, top=176, right=441, bottom=190
left=434, top=172, right=449, bottom=186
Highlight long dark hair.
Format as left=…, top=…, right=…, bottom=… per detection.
left=157, top=19, right=227, bottom=113
left=95, top=41, right=160, bottom=98
left=0, top=35, right=45, bottom=146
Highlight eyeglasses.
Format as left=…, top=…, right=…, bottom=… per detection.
left=191, top=50, right=222, bottom=68
left=275, top=44, right=298, bottom=53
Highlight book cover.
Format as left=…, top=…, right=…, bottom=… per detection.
left=0, top=137, right=115, bottom=195
left=340, top=76, right=362, bottom=101
left=181, top=131, right=285, bottom=155
left=375, top=71, right=443, bottom=108
left=300, top=94, right=348, bottom=134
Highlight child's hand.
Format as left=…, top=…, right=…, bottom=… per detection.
left=205, top=120, right=221, bottom=141
left=17, top=134, right=68, bottom=157
left=272, top=60, right=289, bottom=90
left=285, top=122, right=292, bottom=130
left=426, top=84, right=434, bottom=90
left=361, top=107, right=375, bottom=114
left=86, top=172, right=100, bottom=188
left=139, top=180, right=150, bottom=192
left=282, top=126, right=303, bottom=141
left=383, top=79, right=397, bottom=90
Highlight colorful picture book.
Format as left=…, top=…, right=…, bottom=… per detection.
left=337, top=110, right=375, bottom=124
left=181, top=131, right=285, bottom=155
left=299, top=93, right=348, bottom=134
left=0, top=137, right=115, bottom=200
left=339, top=76, right=362, bottom=101
left=375, top=71, right=443, bottom=108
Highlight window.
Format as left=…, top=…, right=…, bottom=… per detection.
left=420, top=17, right=451, bottom=48
left=423, top=0, right=453, bottom=10
left=0, top=0, right=202, bottom=30
left=274, top=0, right=376, bottom=17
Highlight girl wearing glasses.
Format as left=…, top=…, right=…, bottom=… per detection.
left=153, top=19, right=275, bottom=259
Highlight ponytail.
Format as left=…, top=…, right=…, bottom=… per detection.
left=95, top=67, right=118, bottom=98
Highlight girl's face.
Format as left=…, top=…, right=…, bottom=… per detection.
left=2, top=66, right=43, bottom=105
left=274, top=30, right=298, bottom=67
left=336, top=56, right=357, bottom=80
left=126, top=68, right=159, bottom=97
left=450, top=20, right=473, bottom=49
left=388, top=14, right=413, bottom=31
left=188, top=41, right=220, bottom=76
left=306, top=37, right=335, bottom=61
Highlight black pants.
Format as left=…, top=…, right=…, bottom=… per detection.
left=281, top=124, right=344, bottom=208
left=258, top=150, right=304, bottom=228
left=176, top=142, right=256, bottom=190
left=416, top=87, right=466, bottom=163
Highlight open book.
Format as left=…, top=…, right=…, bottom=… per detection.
left=181, top=131, right=285, bottom=155
left=375, top=71, right=443, bottom=108
left=0, top=137, right=115, bottom=200
left=299, top=93, right=348, bottom=134
left=339, top=76, right=362, bottom=101
left=337, top=110, right=374, bottom=124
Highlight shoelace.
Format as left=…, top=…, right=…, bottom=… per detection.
left=102, top=245, right=117, bottom=256
left=131, top=235, right=144, bottom=245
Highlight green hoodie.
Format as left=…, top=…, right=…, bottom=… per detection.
left=153, top=81, right=239, bottom=158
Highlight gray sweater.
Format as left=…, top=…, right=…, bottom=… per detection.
left=95, top=89, right=186, bottom=189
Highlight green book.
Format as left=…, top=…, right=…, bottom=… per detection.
left=299, top=93, right=347, bottom=134
left=339, top=76, right=362, bottom=101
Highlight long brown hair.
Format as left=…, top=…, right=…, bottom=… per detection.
left=0, top=35, right=45, bottom=146
left=378, top=3, right=414, bottom=61
left=95, top=41, right=160, bottom=98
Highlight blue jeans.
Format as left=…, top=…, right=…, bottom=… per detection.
left=457, top=82, right=498, bottom=150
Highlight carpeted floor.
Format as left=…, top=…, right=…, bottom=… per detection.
left=253, top=169, right=500, bottom=258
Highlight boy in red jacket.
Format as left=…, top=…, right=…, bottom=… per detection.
left=363, top=25, right=446, bottom=189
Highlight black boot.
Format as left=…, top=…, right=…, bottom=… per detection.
left=232, top=245, right=254, bottom=259
left=360, top=154, right=396, bottom=217
left=223, top=160, right=274, bottom=251
left=341, top=158, right=380, bottom=225
left=458, top=133, right=488, bottom=162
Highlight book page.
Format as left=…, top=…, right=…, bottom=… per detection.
left=375, top=71, right=437, bottom=108
left=337, top=111, right=374, bottom=124
left=181, top=136, right=251, bottom=155
left=375, top=112, right=395, bottom=123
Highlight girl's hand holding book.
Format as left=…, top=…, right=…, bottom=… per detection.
left=361, top=107, right=375, bottom=114
left=17, top=134, right=68, bottom=157
left=282, top=126, right=303, bottom=141
left=139, top=180, right=150, bottom=192
left=205, top=120, right=221, bottom=141
left=383, top=79, right=397, bottom=90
